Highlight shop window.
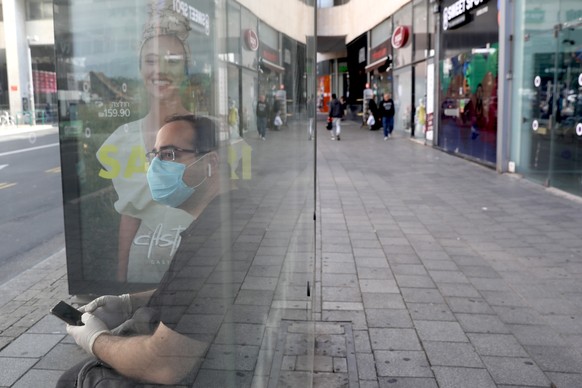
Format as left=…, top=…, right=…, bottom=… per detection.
left=439, top=45, right=498, bottom=164
left=412, top=0, right=428, bottom=61
left=26, top=0, right=53, bottom=20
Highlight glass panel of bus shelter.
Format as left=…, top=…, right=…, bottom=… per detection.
left=54, top=0, right=316, bottom=386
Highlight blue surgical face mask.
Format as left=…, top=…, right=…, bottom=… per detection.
left=147, top=154, right=208, bottom=207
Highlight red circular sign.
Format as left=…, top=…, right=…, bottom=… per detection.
left=244, top=29, right=259, bottom=51
left=391, top=26, right=410, bottom=49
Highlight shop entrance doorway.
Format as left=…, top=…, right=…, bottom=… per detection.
left=522, top=19, right=582, bottom=196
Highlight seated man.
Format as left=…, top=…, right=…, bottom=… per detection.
left=57, top=114, right=227, bottom=386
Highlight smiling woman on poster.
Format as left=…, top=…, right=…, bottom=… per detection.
left=96, top=0, right=197, bottom=283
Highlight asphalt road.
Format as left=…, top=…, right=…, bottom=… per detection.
left=0, top=127, right=65, bottom=285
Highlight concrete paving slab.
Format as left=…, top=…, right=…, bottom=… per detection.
left=432, top=366, right=497, bottom=388
left=0, top=357, right=39, bottom=386
left=467, top=333, right=529, bottom=357
left=369, top=328, right=422, bottom=351
left=423, top=341, right=484, bottom=368
left=11, top=369, right=64, bottom=388
left=360, top=279, right=399, bottom=294
left=481, top=356, right=550, bottom=386
left=446, top=297, right=495, bottom=314
left=202, top=344, right=260, bottom=371
left=414, top=320, right=468, bottom=343
left=456, top=313, right=511, bottom=334
left=545, top=372, right=582, bottom=388
left=365, top=308, right=413, bottom=328
left=377, top=377, right=438, bottom=388
left=374, top=350, right=432, bottom=378
left=400, top=288, right=445, bottom=304
left=524, top=345, right=582, bottom=374
left=322, top=287, right=361, bottom=302
left=34, top=343, right=87, bottom=370
left=407, top=302, right=456, bottom=322
left=0, top=333, right=63, bottom=358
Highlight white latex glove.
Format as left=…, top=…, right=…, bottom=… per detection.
left=66, top=313, right=110, bottom=356
left=79, top=294, right=132, bottom=330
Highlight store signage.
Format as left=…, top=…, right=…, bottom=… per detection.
left=391, top=26, right=410, bottom=49
left=261, top=45, right=279, bottom=64
left=370, top=41, right=390, bottom=62
left=577, top=123, right=582, bottom=137
left=173, top=0, right=210, bottom=36
left=244, top=29, right=258, bottom=51
left=443, top=0, right=490, bottom=30
left=10, top=85, right=17, bottom=91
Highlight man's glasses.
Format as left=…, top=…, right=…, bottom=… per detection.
left=146, top=147, right=198, bottom=162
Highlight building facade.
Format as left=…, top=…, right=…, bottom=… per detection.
left=318, top=0, right=582, bottom=198
left=1, top=0, right=55, bottom=124
left=2, top=0, right=582, bottom=197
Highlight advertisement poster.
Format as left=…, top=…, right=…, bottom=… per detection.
left=55, top=0, right=215, bottom=294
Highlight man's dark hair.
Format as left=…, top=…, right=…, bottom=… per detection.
left=164, top=114, right=217, bottom=153
left=332, top=93, right=337, bottom=99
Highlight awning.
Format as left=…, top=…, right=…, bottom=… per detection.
left=260, top=58, right=285, bottom=73
left=365, top=56, right=389, bottom=72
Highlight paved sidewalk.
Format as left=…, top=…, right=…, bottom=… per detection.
left=1, top=118, right=582, bottom=387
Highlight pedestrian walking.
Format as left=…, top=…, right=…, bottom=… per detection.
left=379, top=93, right=395, bottom=140
left=256, top=94, right=269, bottom=140
left=368, top=98, right=381, bottom=131
left=328, top=93, right=343, bottom=140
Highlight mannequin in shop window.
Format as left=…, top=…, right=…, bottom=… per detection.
left=415, top=98, right=426, bottom=136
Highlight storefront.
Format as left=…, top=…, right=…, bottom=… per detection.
left=361, top=0, right=435, bottom=139
left=437, top=0, right=499, bottom=164
left=510, top=0, right=582, bottom=196
left=346, top=33, right=368, bottom=111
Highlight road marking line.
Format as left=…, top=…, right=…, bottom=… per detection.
left=46, top=167, right=61, bottom=173
left=0, top=182, right=16, bottom=189
left=0, top=164, right=7, bottom=171
left=0, top=142, right=59, bottom=157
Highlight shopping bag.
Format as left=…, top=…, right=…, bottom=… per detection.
left=326, top=117, right=332, bottom=130
left=367, top=115, right=375, bottom=126
left=274, top=115, right=283, bottom=127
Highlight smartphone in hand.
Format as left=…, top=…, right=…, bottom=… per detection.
left=50, top=301, right=84, bottom=326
